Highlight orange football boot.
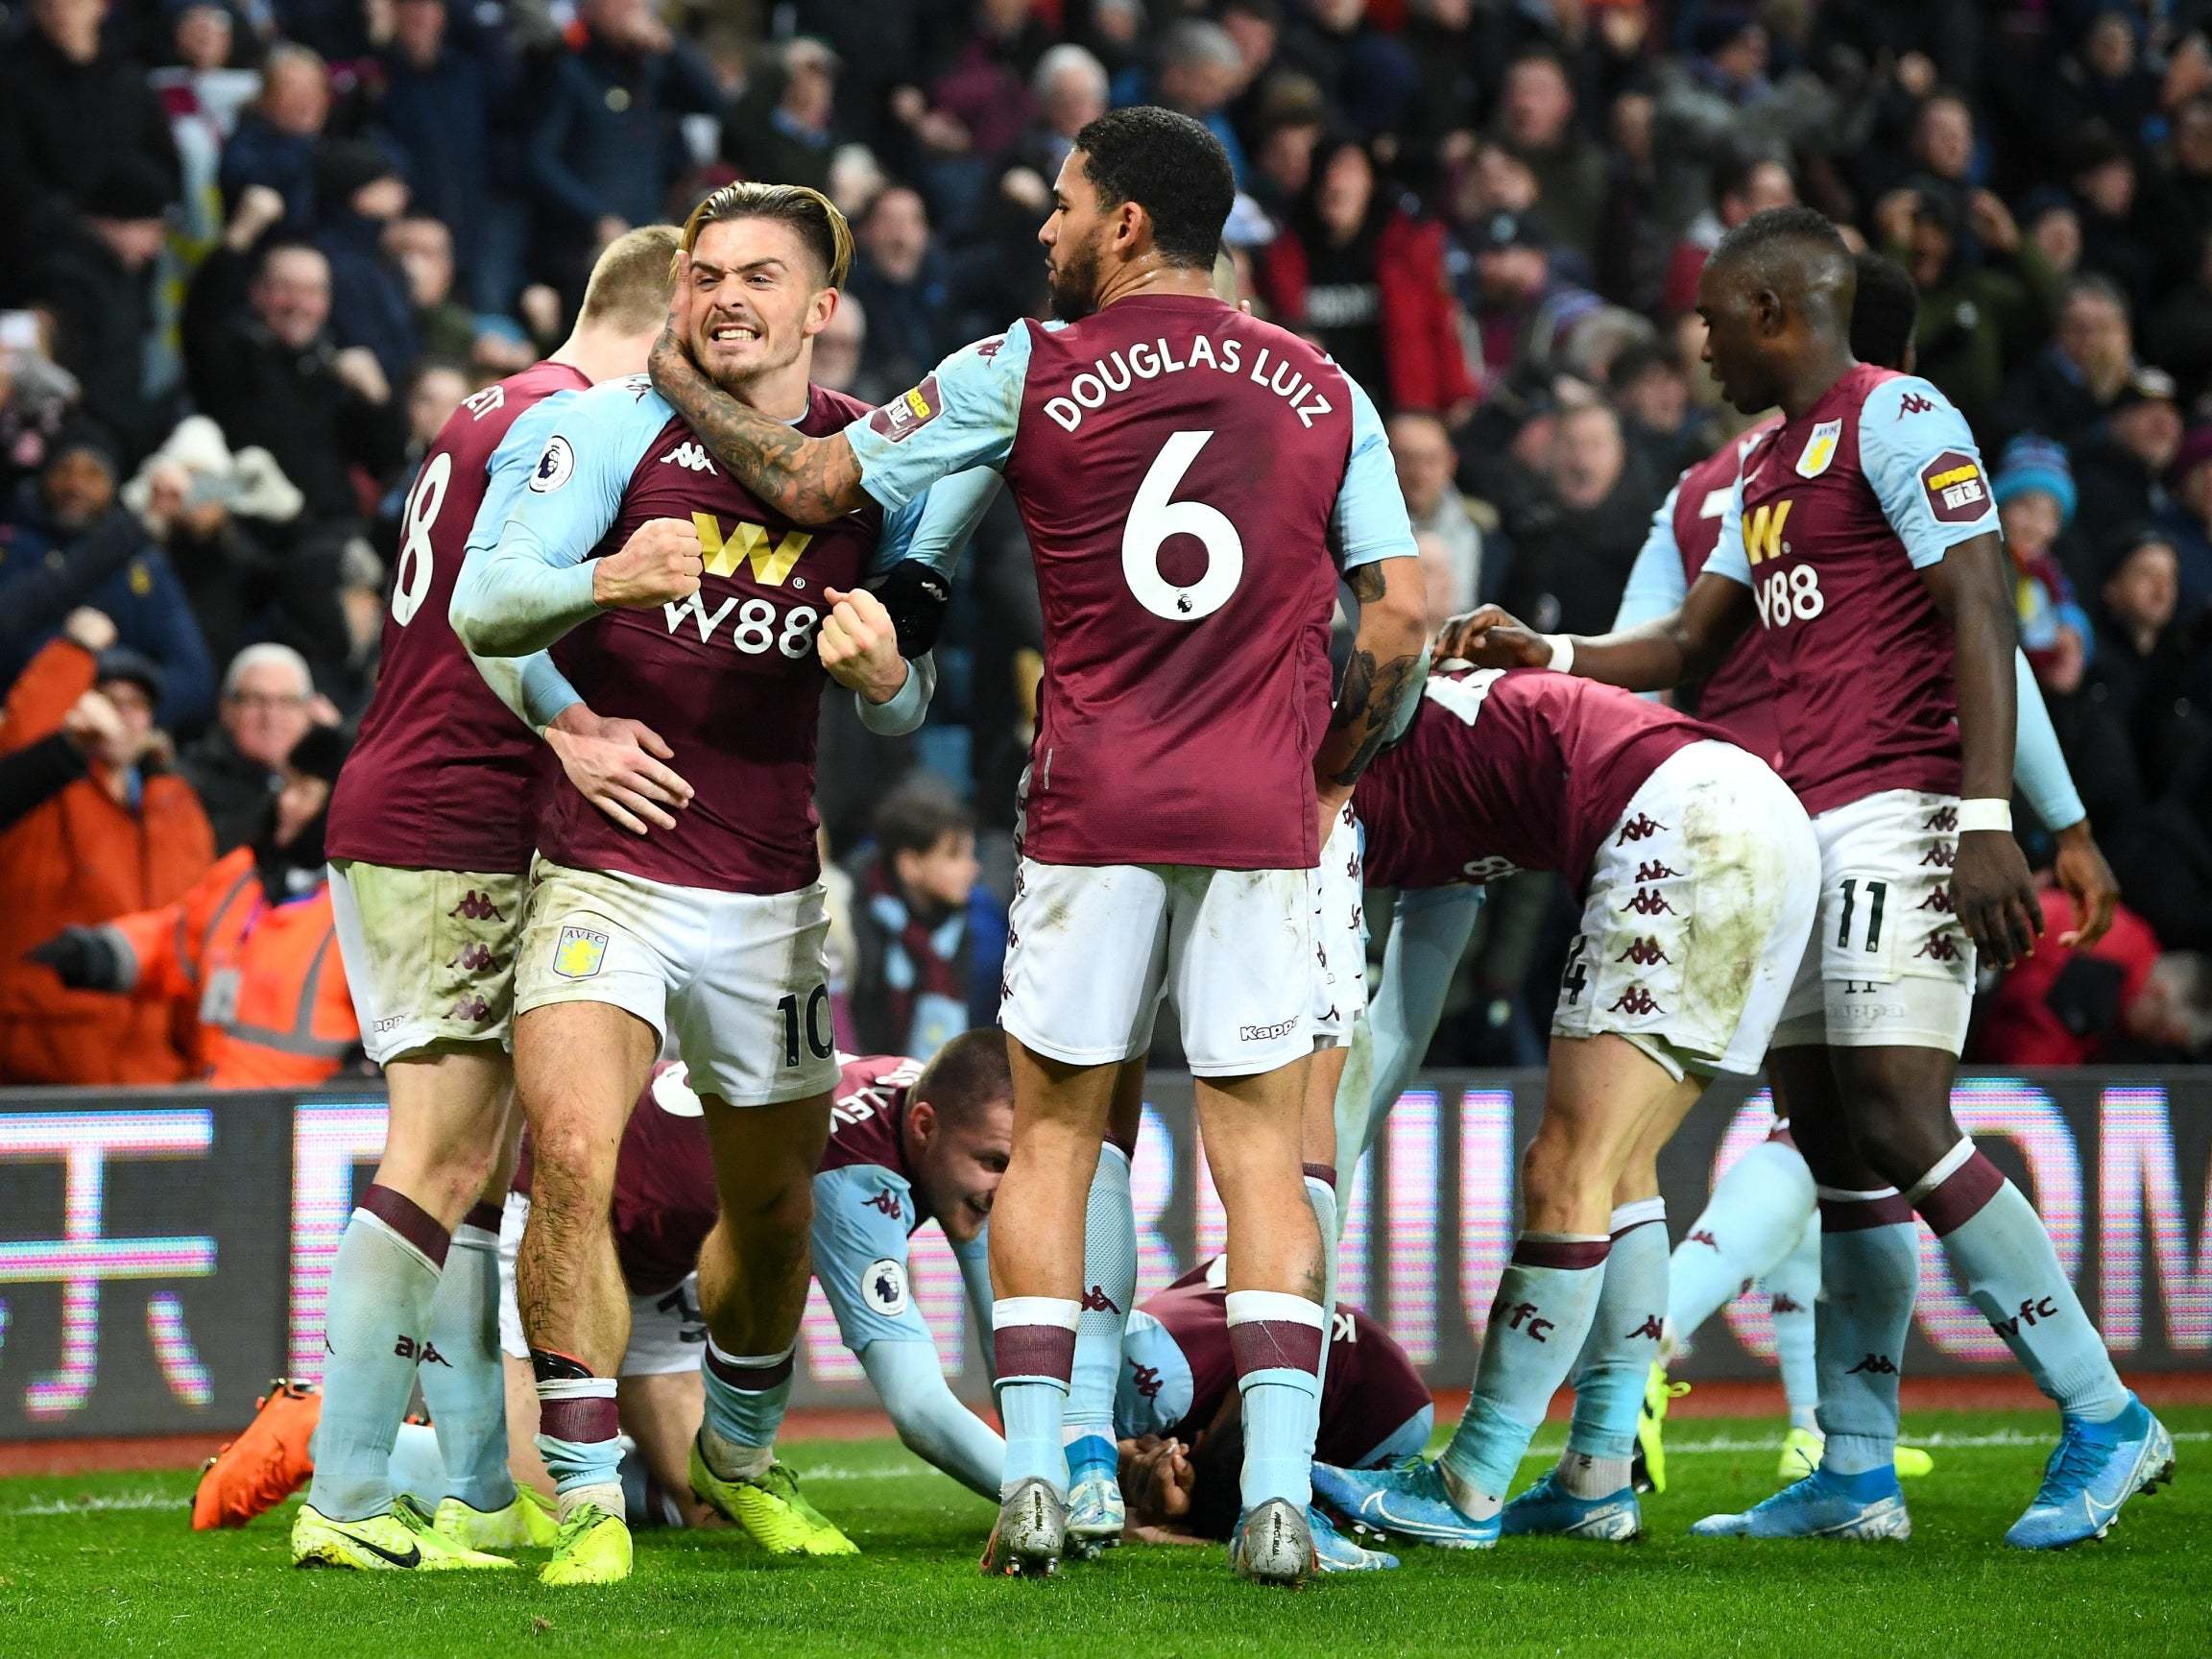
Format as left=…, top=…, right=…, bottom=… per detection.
left=192, top=1380, right=321, bottom=1529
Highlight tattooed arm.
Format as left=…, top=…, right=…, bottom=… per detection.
left=649, top=322, right=869, bottom=523
left=1313, top=554, right=1427, bottom=833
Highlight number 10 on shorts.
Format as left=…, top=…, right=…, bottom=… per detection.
left=779, top=985, right=833, bottom=1067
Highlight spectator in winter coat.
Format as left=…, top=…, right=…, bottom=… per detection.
left=0, top=435, right=216, bottom=734
left=1490, top=51, right=1610, bottom=268
left=311, top=143, right=420, bottom=388
left=0, top=0, right=181, bottom=294
left=1999, top=275, right=2137, bottom=449
left=2156, top=423, right=2212, bottom=623
left=216, top=45, right=330, bottom=232
left=180, top=642, right=321, bottom=854
left=373, top=0, right=507, bottom=276
left=1258, top=137, right=1477, bottom=416
left=2075, top=367, right=2183, bottom=560
left=0, top=617, right=215, bottom=1085
left=1993, top=435, right=2094, bottom=696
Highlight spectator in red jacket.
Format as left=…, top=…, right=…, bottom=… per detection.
left=1256, top=134, right=1478, bottom=418
left=1975, top=886, right=2160, bottom=1067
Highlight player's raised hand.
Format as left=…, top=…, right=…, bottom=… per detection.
left=544, top=705, right=695, bottom=835
left=818, top=586, right=909, bottom=704
left=1951, top=828, right=2045, bottom=969
left=594, top=517, right=703, bottom=610
left=1435, top=605, right=1551, bottom=669
left=2050, top=820, right=2119, bottom=950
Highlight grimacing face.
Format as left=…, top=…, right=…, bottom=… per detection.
left=684, top=215, right=837, bottom=389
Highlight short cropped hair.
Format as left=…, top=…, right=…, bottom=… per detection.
left=679, top=181, right=854, bottom=289
left=1710, top=204, right=1850, bottom=273
left=578, top=225, right=683, bottom=332
left=1074, top=107, right=1236, bottom=270
left=1849, top=251, right=1919, bottom=371
left=910, top=1029, right=1014, bottom=1126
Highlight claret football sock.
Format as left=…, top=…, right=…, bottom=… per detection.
left=1226, top=1289, right=1325, bottom=1513
left=1764, top=1214, right=1823, bottom=1433
left=701, top=1338, right=796, bottom=1482
left=994, top=1296, right=1079, bottom=1499
left=1910, top=1139, right=2128, bottom=1425
left=533, top=1348, right=622, bottom=1522
left=305, top=1184, right=448, bottom=1522
left=1065, top=1146, right=1136, bottom=1457
left=1440, top=1233, right=1610, bottom=1508
left=1813, top=1187, right=1918, bottom=1476
left=416, top=1203, right=514, bottom=1512
left=1563, top=1199, right=1667, bottom=1495
left=1665, top=1135, right=1815, bottom=1352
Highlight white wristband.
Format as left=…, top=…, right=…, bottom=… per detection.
left=1955, top=798, right=2012, bottom=833
left=1541, top=634, right=1575, bottom=675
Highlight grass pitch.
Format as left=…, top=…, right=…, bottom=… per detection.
left=1, top=1407, right=2207, bottom=1659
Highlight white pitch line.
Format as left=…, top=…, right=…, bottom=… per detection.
left=2, top=1490, right=179, bottom=1517
left=1523, top=1427, right=2212, bottom=1459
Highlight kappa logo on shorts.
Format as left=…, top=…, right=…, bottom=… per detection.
left=1617, top=937, right=1671, bottom=967
left=1921, top=843, right=1957, bottom=869
left=1919, top=888, right=1954, bottom=912
left=1914, top=933, right=1964, bottom=962
left=448, top=994, right=493, bottom=1024
left=1615, top=813, right=1669, bottom=845
left=1609, top=987, right=1664, bottom=1017
left=1923, top=805, right=1960, bottom=832
left=865, top=1258, right=909, bottom=1317
left=551, top=925, right=610, bottom=979
left=448, top=890, right=507, bottom=922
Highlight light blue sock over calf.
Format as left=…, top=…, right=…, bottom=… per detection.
left=1763, top=1213, right=1822, bottom=1432
left=1441, top=1234, right=1610, bottom=1501
left=1066, top=1145, right=1135, bottom=1465
left=1666, top=1135, right=1815, bottom=1345
left=1813, top=1187, right=1917, bottom=1479
left=1566, top=1200, right=1668, bottom=1464
left=416, top=1205, right=515, bottom=1511
left=1226, top=1289, right=1326, bottom=1512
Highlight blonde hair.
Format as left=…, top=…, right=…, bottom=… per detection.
left=679, top=181, right=854, bottom=290
left=578, top=225, right=684, bottom=332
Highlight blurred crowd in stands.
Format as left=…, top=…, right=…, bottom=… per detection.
left=6, top=0, right=2212, bottom=1087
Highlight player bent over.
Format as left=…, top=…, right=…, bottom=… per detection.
left=293, top=229, right=684, bottom=1573
left=453, top=182, right=975, bottom=1585
left=1450, top=207, right=2171, bottom=1549
left=1312, top=666, right=1816, bottom=1547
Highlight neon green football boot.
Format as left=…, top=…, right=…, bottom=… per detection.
left=688, top=1436, right=858, bottom=1555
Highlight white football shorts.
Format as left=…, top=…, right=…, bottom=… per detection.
left=495, top=1191, right=704, bottom=1376
left=1551, top=740, right=1818, bottom=1080
left=327, top=861, right=525, bottom=1064
left=1308, top=805, right=1367, bottom=1049
left=1770, top=788, right=1977, bottom=1055
left=1001, top=858, right=1312, bottom=1077
left=511, top=857, right=837, bottom=1106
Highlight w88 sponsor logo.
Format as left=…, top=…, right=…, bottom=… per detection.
left=1753, top=563, right=1824, bottom=631
left=663, top=590, right=820, bottom=660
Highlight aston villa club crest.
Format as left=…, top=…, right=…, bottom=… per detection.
left=1796, top=419, right=1842, bottom=478
left=552, top=925, right=609, bottom=979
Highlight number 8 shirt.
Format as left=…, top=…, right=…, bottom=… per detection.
left=845, top=298, right=1416, bottom=1074
left=1701, top=364, right=2001, bottom=1052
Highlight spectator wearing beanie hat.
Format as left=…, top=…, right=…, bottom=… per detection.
left=311, top=142, right=420, bottom=388
left=2076, top=364, right=2183, bottom=553
left=1995, top=433, right=2096, bottom=695
left=2156, top=421, right=2212, bottom=621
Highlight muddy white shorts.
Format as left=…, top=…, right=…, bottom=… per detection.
left=1001, top=858, right=1312, bottom=1077
left=1770, top=789, right=1977, bottom=1055
left=1309, top=805, right=1367, bottom=1049
left=1551, top=741, right=1818, bottom=1080
left=328, top=861, right=525, bottom=1063
left=512, top=857, right=836, bottom=1106
left=495, top=1191, right=704, bottom=1376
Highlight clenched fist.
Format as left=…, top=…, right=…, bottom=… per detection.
left=818, top=586, right=909, bottom=704
left=594, top=517, right=704, bottom=610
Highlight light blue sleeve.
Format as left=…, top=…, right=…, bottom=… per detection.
left=1703, top=470, right=1751, bottom=589
left=1614, top=483, right=1689, bottom=628
left=1859, top=375, right=1999, bottom=568
left=810, top=1164, right=938, bottom=1353
left=448, top=376, right=669, bottom=657
left=2013, top=647, right=2085, bottom=830
left=844, top=328, right=1037, bottom=512
left=1331, top=375, right=1419, bottom=571
left=951, top=1226, right=996, bottom=1382
left=871, top=467, right=1003, bottom=580
left=1336, top=884, right=1485, bottom=1166
left=857, top=1337, right=1002, bottom=1500
left=461, top=392, right=590, bottom=730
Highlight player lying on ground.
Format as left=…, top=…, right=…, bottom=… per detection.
left=1443, top=207, right=2172, bottom=1549
left=452, top=182, right=991, bottom=1586
left=1310, top=662, right=1818, bottom=1548
left=643, top=108, right=1428, bottom=1584
left=287, top=228, right=689, bottom=1574
left=1116, top=1261, right=1430, bottom=1568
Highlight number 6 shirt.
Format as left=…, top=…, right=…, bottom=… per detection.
left=846, top=296, right=1416, bottom=872
left=1702, top=365, right=2000, bottom=817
